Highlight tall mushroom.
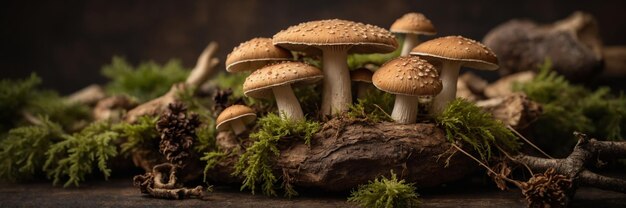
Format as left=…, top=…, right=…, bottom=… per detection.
left=390, top=12, right=437, bottom=56
left=411, top=36, right=499, bottom=114
left=243, top=61, right=323, bottom=121
left=273, top=19, right=397, bottom=116
left=350, top=68, right=373, bottom=100
left=226, top=37, right=292, bottom=73
left=372, top=56, right=442, bottom=124
left=216, top=105, right=257, bottom=135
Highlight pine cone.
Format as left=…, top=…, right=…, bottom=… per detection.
left=521, top=168, right=573, bottom=208
left=156, top=102, right=201, bottom=166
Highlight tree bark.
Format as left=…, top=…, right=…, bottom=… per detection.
left=207, top=117, right=476, bottom=191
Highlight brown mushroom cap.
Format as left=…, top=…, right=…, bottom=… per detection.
left=216, top=105, right=257, bottom=131
left=390, top=12, right=437, bottom=35
left=350, top=68, right=373, bottom=83
left=272, top=19, right=398, bottom=55
left=243, top=61, right=323, bottom=98
left=226, top=38, right=293, bottom=73
left=373, top=56, right=442, bottom=96
left=410, top=35, right=499, bottom=70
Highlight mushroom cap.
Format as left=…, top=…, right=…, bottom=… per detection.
left=390, top=12, right=437, bottom=35
left=350, top=68, right=373, bottom=83
left=410, top=35, right=499, bottom=70
left=216, top=104, right=257, bottom=131
left=226, top=37, right=293, bottom=73
left=243, top=61, right=323, bottom=98
left=372, top=56, right=442, bottom=96
left=273, top=19, right=398, bottom=55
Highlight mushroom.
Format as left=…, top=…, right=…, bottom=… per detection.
left=372, top=56, right=442, bottom=124
left=243, top=61, right=323, bottom=121
left=390, top=12, right=436, bottom=56
left=350, top=68, right=373, bottom=100
left=273, top=19, right=398, bottom=116
left=411, top=36, right=498, bottom=114
left=216, top=104, right=257, bottom=135
left=226, top=37, right=292, bottom=73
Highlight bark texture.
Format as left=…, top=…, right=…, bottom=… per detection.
left=208, top=117, right=476, bottom=191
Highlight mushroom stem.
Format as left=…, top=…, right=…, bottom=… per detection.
left=272, top=84, right=304, bottom=121
left=320, top=46, right=352, bottom=116
left=432, top=61, right=462, bottom=114
left=356, top=82, right=370, bottom=100
left=401, top=34, right=419, bottom=56
left=230, top=118, right=247, bottom=135
left=391, top=94, right=419, bottom=124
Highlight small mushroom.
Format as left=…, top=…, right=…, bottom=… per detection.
left=350, top=68, right=373, bottom=100
left=390, top=12, right=436, bottom=56
left=273, top=19, right=398, bottom=115
left=243, top=61, right=323, bottom=121
left=411, top=36, right=499, bottom=114
left=372, top=56, right=442, bottom=124
left=226, top=37, right=292, bottom=73
left=216, top=105, right=257, bottom=135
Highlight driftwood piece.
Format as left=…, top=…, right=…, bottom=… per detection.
left=456, top=72, right=487, bottom=101
left=483, top=71, right=536, bottom=98
left=598, top=46, right=626, bottom=78
left=65, top=84, right=106, bottom=106
left=93, top=95, right=137, bottom=121
left=483, top=11, right=603, bottom=81
left=208, top=118, right=476, bottom=191
left=476, top=93, right=542, bottom=129
left=514, top=132, right=626, bottom=194
left=125, top=42, right=220, bottom=123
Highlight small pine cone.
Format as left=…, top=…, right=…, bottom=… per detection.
left=156, top=102, right=201, bottom=166
left=521, top=168, right=573, bottom=208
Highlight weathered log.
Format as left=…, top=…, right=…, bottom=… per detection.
left=65, top=84, right=106, bottom=106
left=207, top=117, right=476, bottom=191
left=476, top=93, right=542, bottom=129
left=483, top=11, right=603, bottom=81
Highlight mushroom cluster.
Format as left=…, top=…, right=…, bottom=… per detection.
left=218, top=14, right=498, bottom=126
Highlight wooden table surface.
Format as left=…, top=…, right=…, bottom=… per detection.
left=1, top=179, right=625, bottom=207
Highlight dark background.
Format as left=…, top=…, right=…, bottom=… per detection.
left=1, top=0, right=625, bottom=94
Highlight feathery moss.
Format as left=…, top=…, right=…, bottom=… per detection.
left=435, top=99, right=520, bottom=160
left=101, top=56, right=189, bottom=102
left=348, top=170, right=421, bottom=208
left=513, top=60, right=626, bottom=155
left=118, top=115, right=159, bottom=155
left=233, top=113, right=321, bottom=197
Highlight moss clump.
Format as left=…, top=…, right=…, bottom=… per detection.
left=101, top=56, right=189, bottom=102
left=233, top=113, right=321, bottom=197
left=44, top=121, right=120, bottom=187
left=0, top=117, right=63, bottom=181
left=119, top=115, right=159, bottom=155
left=0, top=73, right=90, bottom=133
left=435, top=99, right=520, bottom=160
left=348, top=170, right=421, bottom=208
left=514, top=60, right=626, bottom=155
left=347, top=90, right=394, bottom=123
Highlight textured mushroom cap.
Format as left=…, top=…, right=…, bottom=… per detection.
left=273, top=19, right=398, bottom=55
left=373, top=56, right=442, bottom=96
left=216, top=105, right=257, bottom=131
left=411, top=36, right=499, bottom=70
left=226, top=37, right=293, bottom=73
left=350, top=68, right=373, bottom=83
left=243, top=61, right=323, bottom=98
left=390, top=12, right=437, bottom=35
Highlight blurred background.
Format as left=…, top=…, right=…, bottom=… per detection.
left=1, top=0, right=625, bottom=94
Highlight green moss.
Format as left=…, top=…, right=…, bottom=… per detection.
left=44, top=121, right=120, bottom=187
left=233, top=113, right=321, bottom=197
left=201, top=150, right=228, bottom=182
left=513, top=60, right=626, bottom=155
left=101, top=56, right=189, bottom=102
left=0, top=117, right=63, bottom=181
left=0, top=73, right=90, bottom=133
left=435, top=99, right=520, bottom=160
left=347, top=37, right=402, bottom=70
left=118, top=115, right=159, bottom=155
left=348, top=170, right=421, bottom=208
left=348, top=89, right=394, bottom=122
